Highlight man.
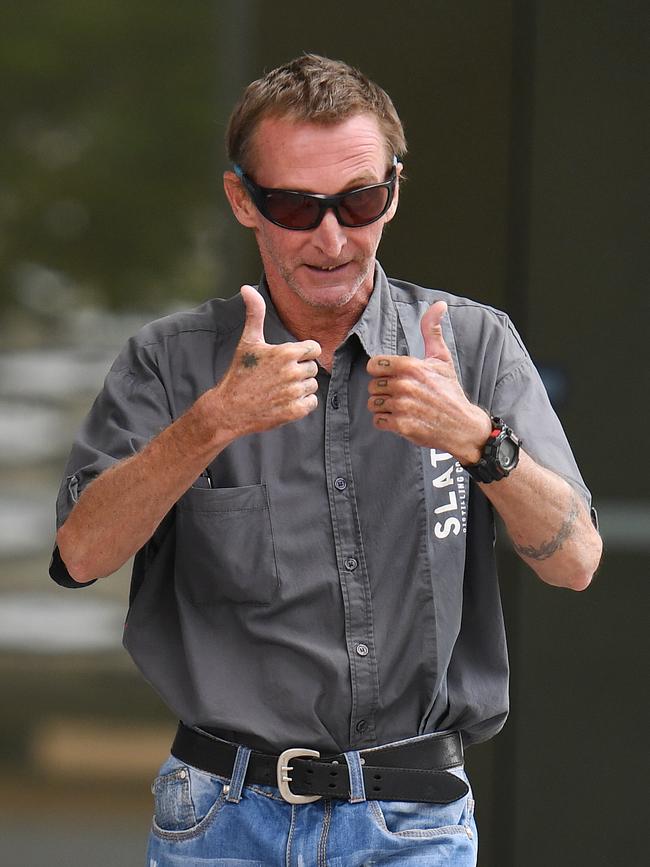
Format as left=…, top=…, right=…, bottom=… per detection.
left=51, top=54, right=602, bottom=865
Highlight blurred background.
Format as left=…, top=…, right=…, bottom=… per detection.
left=0, top=1, right=647, bottom=865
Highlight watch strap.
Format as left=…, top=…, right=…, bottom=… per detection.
left=465, top=416, right=521, bottom=484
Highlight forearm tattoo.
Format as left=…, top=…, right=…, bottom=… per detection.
left=513, top=492, right=581, bottom=561
left=241, top=352, right=259, bottom=369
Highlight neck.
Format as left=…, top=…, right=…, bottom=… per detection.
left=276, top=304, right=359, bottom=372
left=266, top=283, right=374, bottom=372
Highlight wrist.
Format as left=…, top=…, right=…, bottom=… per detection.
left=457, top=406, right=493, bottom=466
left=189, top=389, right=237, bottom=455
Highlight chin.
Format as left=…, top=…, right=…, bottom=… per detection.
left=289, top=267, right=372, bottom=310
left=295, top=283, right=362, bottom=309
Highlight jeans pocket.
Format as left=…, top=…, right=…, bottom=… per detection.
left=152, top=766, right=197, bottom=832
left=370, top=794, right=474, bottom=838
left=175, top=484, right=280, bottom=606
left=151, top=759, right=226, bottom=837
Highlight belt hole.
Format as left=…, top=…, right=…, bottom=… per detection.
left=373, top=774, right=382, bottom=780
left=328, top=782, right=337, bottom=788
left=306, top=768, right=314, bottom=774
left=373, top=786, right=381, bottom=792
left=329, top=770, right=338, bottom=777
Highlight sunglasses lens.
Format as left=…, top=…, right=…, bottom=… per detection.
left=338, top=186, right=391, bottom=227
left=264, top=192, right=321, bottom=229
left=248, top=170, right=395, bottom=230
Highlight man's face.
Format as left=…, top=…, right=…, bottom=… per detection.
left=226, top=113, right=400, bottom=315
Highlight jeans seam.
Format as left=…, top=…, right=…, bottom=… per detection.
left=318, top=799, right=332, bottom=867
left=286, top=804, right=297, bottom=867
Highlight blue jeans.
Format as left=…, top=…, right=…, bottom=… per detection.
left=145, top=742, right=478, bottom=866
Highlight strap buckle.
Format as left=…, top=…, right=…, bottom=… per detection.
left=277, top=748, right=322, bottom=804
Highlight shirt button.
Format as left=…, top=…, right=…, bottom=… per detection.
left=344, top=557, right=358, bottom=571
left=355, top=719, right=368, bottom=733
left=356, top=643, right=369, bottom=657
left=334, top=477, right=347, bottom=491
left=331, top=393, right=340, bottom=409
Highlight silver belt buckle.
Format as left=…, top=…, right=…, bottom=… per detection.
left=277, top=748, right=322, bottom=804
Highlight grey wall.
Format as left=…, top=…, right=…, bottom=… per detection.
left=497, top=3, right=647, bottom=866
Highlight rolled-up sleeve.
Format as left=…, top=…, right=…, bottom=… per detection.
left=490, top=320, right=593, bottom=509
left=50, top=337, right=172, bottom=587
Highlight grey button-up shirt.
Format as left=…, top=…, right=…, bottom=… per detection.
left=51, top=264, right=592, bottom=754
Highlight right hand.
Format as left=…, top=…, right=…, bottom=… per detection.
left=209, top=285, right=322, bottom=439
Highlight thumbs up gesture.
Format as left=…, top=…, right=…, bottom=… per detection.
left=208, top=285, right=322, bottom=440
left=420, top=300, right=453, bottom=363
left=367, top=300, right=491, bottom=463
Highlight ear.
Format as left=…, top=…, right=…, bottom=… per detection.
left=383, top=161, right=402, bottom=225
left=223, top=171, right=258, bottom=229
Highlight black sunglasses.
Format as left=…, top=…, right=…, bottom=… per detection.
left=233, top=156, right=399, bottom=231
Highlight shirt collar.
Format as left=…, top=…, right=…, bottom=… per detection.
left=350, top=263, right=397, bottom=359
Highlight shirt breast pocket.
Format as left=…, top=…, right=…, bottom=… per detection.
left=175, top=483, right=279, bottom=606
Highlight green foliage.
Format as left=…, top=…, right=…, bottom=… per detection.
left=0, top=1, right=225, bottom=312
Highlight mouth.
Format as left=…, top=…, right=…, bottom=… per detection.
left=305, top=262, right=350, bottom=273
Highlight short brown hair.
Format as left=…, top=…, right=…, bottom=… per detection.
left=226, top=53, right=407, bottom=172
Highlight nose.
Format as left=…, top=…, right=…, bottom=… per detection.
left=311, top=208, right=347, bottom=258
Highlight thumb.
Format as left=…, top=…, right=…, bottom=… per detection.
left=421, top=300, right=452, bottom=361
left=240, top=284, right=267, bottom=344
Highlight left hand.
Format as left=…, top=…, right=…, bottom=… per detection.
left=366, top=301, right=491, bottom=464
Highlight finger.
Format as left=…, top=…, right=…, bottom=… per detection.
left=368, top=395, right=392, bottom=413
left=372, top=412, right=392, bottom=429
left=366, top=355, right=423, bottom=377
left=288, top=378, right=318, bottom=401
left=302, top=376, right=319, bottom=396
left=294, top=339, right=322, bottom=361
left=289, top=392, right=319, bottom=420
left=367, top=355, right=395, bottom=376
left=368, top=376, right=391, bottom=395
left=298, top=360, right=319, bottom=379
left=366, top=355, right=402, bottom=379
left=240, top=284, right=267, bottom=344
left=421, top=301, right=452, bottom=362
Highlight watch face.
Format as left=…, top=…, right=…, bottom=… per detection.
left=498, top=437, right=518, bottom=468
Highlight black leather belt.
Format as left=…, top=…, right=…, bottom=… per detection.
left=171, top=722, right=468, bottom=804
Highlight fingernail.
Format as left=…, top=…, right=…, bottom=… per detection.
left=377, top=379, right=387, bottom=388
left=378, top=359, right=390, bottom=367
left=374, top=398, right=385, bottom=406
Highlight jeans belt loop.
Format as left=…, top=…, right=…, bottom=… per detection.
left=343, top=750, right=367, bottom=803
left=225, top=745, right=252, bottom=803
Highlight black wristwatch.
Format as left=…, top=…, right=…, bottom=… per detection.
left=464, top=416, right=521, bottom=484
